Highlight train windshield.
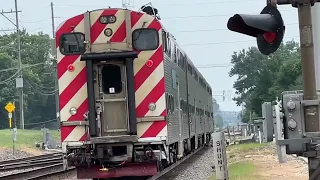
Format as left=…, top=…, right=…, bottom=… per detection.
left=59, top=32, right=85, bottom=55
left=132, top=28, right=159, bottom=51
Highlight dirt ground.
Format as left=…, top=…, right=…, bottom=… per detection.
left=228, top=143, right=308, bottom=180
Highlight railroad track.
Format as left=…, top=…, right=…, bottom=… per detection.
left=148, top=146, right=211, bottom=180
left=0, top=163, right=75, bottom=180
left=0, top=153, right=62, bottom=172
left=0, top=152, right=75, bottom=180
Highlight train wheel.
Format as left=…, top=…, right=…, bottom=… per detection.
left=169, top=148, right=177, bottom=164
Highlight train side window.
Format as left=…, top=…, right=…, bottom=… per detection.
left=162, top=30, right=168, bottom=53
left=171, top=95, right=175, bottom=112
left=101, top=65, right=122, bottom=94
left=165, top=93, right=169, bottom=109
left=132, top=28, right=159, bottom=51
left=167, top=33, right=171, bottom=55
left=172, top=45, right=177, bottom=63
left=59, top=32, right=86, bottom=55
left=172, top=69, right=177, bottom=89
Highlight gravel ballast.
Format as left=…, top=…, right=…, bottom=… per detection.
left=173, top=147, right=214, bottom=180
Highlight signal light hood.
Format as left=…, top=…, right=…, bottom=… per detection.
left=226, top=5, right=285, bottom=55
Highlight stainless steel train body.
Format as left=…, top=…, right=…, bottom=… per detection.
left=56, top=5, right=213, bottom=179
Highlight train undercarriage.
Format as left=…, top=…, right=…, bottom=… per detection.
left=64, top=133, right=211, bottom=179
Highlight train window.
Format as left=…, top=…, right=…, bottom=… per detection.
left=171, top=95, right=175, bottom=112
left=101, top=65, right=122, bottom=94
left=165, top=93, right=169, bottom=109
left=132, top=28, right=159, bottom=51
left=172, top=69, right=177, bottom=89
left=194, top=72, right=198, bottom=81
left=167, top=35, right=172, bottom=56
left=173, top=45, right=177, bottom=63
left=59, top=32, right=86, bottom=55
left=162, top=30, right=168, bottom=53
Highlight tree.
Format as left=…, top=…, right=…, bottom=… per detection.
left=0, top=30, right=57, bottom=129
left=213, top=99, right=224, bottom=128
left=229, top=40, right=301, bottom=117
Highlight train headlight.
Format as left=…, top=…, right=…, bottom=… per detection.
left=148, top=103, right=156, bottom=111
left=99, top=16, right=108, bottom=24
left=69, top=107, right=77, bottom=115
left=288, top=119, right=297, bottom=130
left=104, top=28, right=113, bottom=37
left=108, top=15, right=116, bottom=23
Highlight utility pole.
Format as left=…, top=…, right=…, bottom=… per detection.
left=313, top=4, right=320, bottom=89
left=14, top=0, right=24, bottom=130
left=0, top=1, right=23, bottom=129
left=291, top=0, right=320, bottom=178
left=50, top=2, right=60, bottom=128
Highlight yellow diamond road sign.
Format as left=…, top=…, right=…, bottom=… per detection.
left=5, top=102, right=15, bottom=113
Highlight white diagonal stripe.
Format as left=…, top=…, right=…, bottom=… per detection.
left=135, top=61, right=164, bottom=107
left=58, top=57, right=85, bottom=94
left=64, top=126, right=86, bottom=141
left=60, top=83, right=87, bottom=122
left=137, top=122, right=152, bottom=137
left=145, top=93, right=166, bottom=116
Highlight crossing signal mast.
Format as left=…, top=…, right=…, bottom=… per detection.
left=227, top=0, right=320, bottom=178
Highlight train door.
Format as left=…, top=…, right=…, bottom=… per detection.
left=97, top=62, right=128, bottom=136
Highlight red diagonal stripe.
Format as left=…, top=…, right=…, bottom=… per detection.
left=130, top=12, right=144, bottom=28
left=110, top=21, right=126, bottom=42
left=146, top=18, right=162, bottom=31
left=161, top=109, right=167, bottom=116
left=59, top=67, right=87, bottom=110
left=90, top=9, right=118, bottom=43
left=68, top=98, right=88, bottom=121
left=136, top=78, right=165, bottom=117
left=57, top=55, right=79, bottom=79
left=56, top=14, right=84, bottom=48
left=134, top=46, right=163, bottom=91
left=79, top=131, right=88, bottom=141
left=61, top=126, right=76, bottom=142
left=140, top=120, right=167, bottom=138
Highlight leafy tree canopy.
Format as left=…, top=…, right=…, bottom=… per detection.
left=213, top=99, right=224, bottom=128
left=0, top=29, right=57, bottom=129
left=229, top=40, right=301, bottom=122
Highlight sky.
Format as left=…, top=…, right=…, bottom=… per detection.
left=0, top=0, right=302, bottom=111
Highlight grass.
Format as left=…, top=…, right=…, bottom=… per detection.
left=0, top=129, right=60, bottom=149
left=209, top=143, right=269, bottom=180
left=210, top=162, right=256, bottom=180
left=230, top=143, right=268, bottom=152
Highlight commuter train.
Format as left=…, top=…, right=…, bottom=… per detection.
left=56, top=4, right=214, bottom=179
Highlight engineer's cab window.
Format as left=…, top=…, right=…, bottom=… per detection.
left=59, top=33, right=85, bottom=55
left=101, top=65, right=122, bottom=94
left=132, top=28, right=159, bottom=51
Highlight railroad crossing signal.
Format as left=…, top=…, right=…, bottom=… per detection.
left=227, top=5, right=285, bottom=55
left=5, top=102, right=15, bottom=113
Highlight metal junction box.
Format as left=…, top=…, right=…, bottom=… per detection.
left=281, top=91, right=309, bottom=154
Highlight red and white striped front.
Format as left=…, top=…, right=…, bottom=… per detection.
left=56, top=9, right=168, bottom=145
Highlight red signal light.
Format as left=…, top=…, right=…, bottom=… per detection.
left=68, top=64, right=75, bottom=72
left=146, top=60, right=153, bottom=68
left=263, top=32, right=277, bottom=43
